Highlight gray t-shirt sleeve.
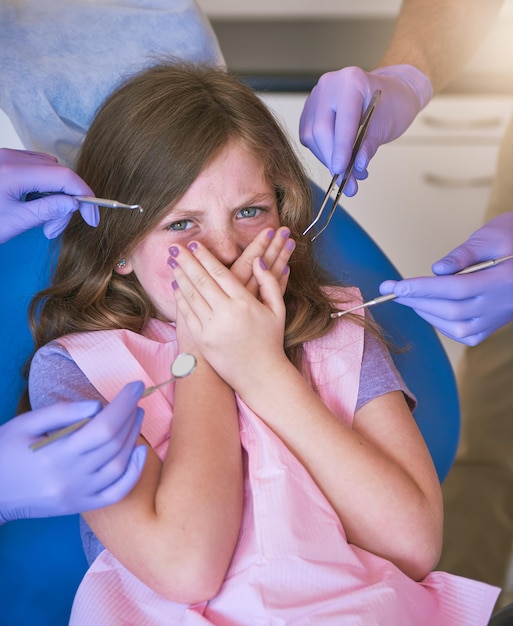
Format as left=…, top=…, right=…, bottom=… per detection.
left=29, top=341, right=105, bottom=410
left=355, top=327, right=417, bottom=413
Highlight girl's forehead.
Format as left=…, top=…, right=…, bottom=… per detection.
left=128, top=138, right=277, bottom=230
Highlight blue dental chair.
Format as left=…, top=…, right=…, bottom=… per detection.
left=0, top=185, right=460, bottom=625
left=0, top=228, right=88, bottom=626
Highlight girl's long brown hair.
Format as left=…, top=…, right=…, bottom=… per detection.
left=23, top=62, right=365, bottom=410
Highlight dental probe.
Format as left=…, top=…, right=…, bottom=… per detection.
left=331, top=254, right=513, bottom=319
left=24, top=191, right=143, bottom=212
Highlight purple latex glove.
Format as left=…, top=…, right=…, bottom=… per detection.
left=299, top=65, right=433, bottom=196
left=0, top=147, right=99, bottom=243
left=0, top=381, right=147, bottom=523
left=380, top=212, right=513, bottom=346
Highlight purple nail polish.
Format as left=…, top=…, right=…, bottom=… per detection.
left=267, top=229, right=275, bottom=239
left=282, top=265, right=290, bottom=276
left=171, top=280, right=178, bottom=291
left=259, top=257, right=268, bottom=270
left=169, top=246, right=179, bottom=258
left=187, top=241, right=198, bottom=252
left=281, top=228, right=291, bottom=239
left=167, top=257, right=179, bottom=269
left=285, top=239, right=296, bottom=251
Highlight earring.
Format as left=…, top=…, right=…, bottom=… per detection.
left=116, top=258, right=126, bottom=268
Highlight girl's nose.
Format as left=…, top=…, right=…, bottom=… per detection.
left=201, top=230, right=243, bottom=267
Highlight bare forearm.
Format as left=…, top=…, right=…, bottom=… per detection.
left=156, top=360, right=243, bottom=593
left=379, top=0, right=503, bottom=93
left=84, top=359, right=243, bottom=603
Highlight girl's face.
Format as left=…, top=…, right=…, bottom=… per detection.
left=116, top=140, right=281, bottom=321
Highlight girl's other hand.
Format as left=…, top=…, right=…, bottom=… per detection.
left=230, top=226, right=295, bottom=297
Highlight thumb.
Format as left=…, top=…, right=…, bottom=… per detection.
left=18, top=401, right=102, bottom=435
left=43, top=215, right=73, bottom=239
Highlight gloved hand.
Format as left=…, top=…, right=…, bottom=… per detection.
left=0, top=381, right=147, bottom=523
left=379, top=212, right=513, bottom=346
left=299, top=65, right=433, bottom=196
left=0, top=148, right=99, bottom=243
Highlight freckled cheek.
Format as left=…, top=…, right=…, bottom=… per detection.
left=240, top=219, right=279, bottom=246
left=145, top=271, right=178, bottom=321
left=136, top=257, right=178, bottom=313
left=156, top=263, right=178, bottom=296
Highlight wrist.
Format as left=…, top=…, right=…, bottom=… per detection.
left=371, top=64, right=433, bottom=111
left=234, top=353, right=297, bottom=410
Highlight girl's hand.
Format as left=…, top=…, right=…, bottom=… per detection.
left=229, top=226, right=295, bottom=297
left=168, top=241, right=288, bottom=393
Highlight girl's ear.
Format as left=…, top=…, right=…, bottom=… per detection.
left=113, top=257, right=134, bottom=275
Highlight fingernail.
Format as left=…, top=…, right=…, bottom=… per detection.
left=171, top=280, right=178, bottom=290
left=169, top=246, right=179, bottom=257
left=283, top=265, right=290, bottom=276
left=77, top=400, right=102, bottom=416
left=125, top=380, right=145, bottom=398
left=132, top=444, right=147, bottom=470
left=280, top=228, right=291, bottom=239
left=187, top=241, right=198, bottom=252
left=331, top=161, right=343, bottom=176
left=167, top=257, right=179, bottom=268
left=355, top=154, right=368, bottom=172
left=267, top=229, right=275, bottom=239
left=380, top=280, right=398, bottom=294
left=285, top=239, right=296, bottom=252
left=259, top=257, right=268, bottom=270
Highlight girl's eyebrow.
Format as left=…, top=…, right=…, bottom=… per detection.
left=244, top=191, right=276, bottom=203
left=233, top=192, right=277, bottom=209
left=169, top=192, right=276, bottom=216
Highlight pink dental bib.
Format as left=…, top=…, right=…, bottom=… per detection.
left=57, top=288, right=499, bottom=625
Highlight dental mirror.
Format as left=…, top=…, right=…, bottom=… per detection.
left=30, top=353, right=197, bottom=451
left=142, top=352, right=197, bottom=397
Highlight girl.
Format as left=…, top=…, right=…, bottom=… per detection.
left=26, top=63, right=499, bottom=624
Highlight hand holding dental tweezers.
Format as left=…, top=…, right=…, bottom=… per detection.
left=303, top=89, right=382, bottom=242
left=24, top=191, right=143, bottom=212
left=331, top=254, right=513, bottom=318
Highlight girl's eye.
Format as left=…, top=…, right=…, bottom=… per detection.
left=165, top=220, right=191, bottom=232
left=237, top=206, right=260, bottom=219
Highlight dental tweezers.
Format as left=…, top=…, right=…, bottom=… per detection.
left=25, top=191, right=143, bottom=212
left=331, top=254, right=513, bottom=318
left=303, top=89, right=382, bottom=242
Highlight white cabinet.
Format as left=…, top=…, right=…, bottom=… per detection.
left=344, top=96, right=513, bottom=276
left=199, top=0, right=513, bottom=19
left=198, top=0, right=402, bottom=19
left=260, top=92, right=513, bottom=370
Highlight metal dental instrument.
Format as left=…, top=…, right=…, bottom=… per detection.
left=30, top=353, right=196, bottom=451
left=303, top=89, right=382, bottom=242
left=331, top=254, right=513, bottom=319
left=24, top=191, right=143, bottom=213
left=141, top=353, right=197, bottom=397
